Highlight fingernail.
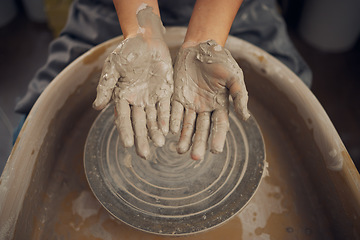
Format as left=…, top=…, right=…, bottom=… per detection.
left=93, top=99, right=105, bottom=110
left=143, top=149, right=150, bottom=160
left=210, top=140, right=224, bottom=154
left=153, top=133, right=165, bottom=147
left=191, top=153, right=203, bottom=161
left=243, top=111, right=250, bottom=120
left=138, top=148, right=150, bottom=160
left=210, top=147, right=222, bottom=154
left=177, top=142, right=189, bottom=154
left=161, top=125, right=169, bottom=136
left=170, top=122, right=180, bottom=134
left=92, top=100, right=99, bottom=109
left=122, top=136, right=134, bottom=148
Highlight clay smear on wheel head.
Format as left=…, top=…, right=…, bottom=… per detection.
left=84, top=102, right=265, bottom=236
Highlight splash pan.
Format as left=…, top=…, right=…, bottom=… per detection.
left=84, top=103, right=265, bottom=236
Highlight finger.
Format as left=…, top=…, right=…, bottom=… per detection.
left=146, top=105, right=165, bottom=147
left=170, top=101, right=184, bottom=134
left=114, top=99, right=134, bottom=148
left=132, top=106, right=150, bottom=159
left=157, top=98, right=171, bottom=136
left=191, top=112, right=211, bottom=160
left=227, top=69, right=250, bottom=120
left=210, top=109, right=229, bottom=154
left=177, top=109, right=196, bottom=154
left=93, top=55, right=120, bottom=110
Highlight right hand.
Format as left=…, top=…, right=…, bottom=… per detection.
left=170, top=40, right=250, bottom=160
left=93, top=34, right=173, bottom=160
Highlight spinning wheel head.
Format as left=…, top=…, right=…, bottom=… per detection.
left=84, top=103, right=265, bottom=236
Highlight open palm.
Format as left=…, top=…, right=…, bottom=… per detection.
left=93, top=35, right=173, bottom=159
left=171, top=40, right=250, bottom=160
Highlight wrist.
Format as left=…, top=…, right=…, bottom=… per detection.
left=184, top=28, right=227, bottom=47
left=181, top=41, right=200, bottom=49
left=181, top=39, right=221, bottom=49
left=123, top=27, right=140, bottom=39
left=183, top=0, right=243, bottom=47
left=138, top=5, right=165, bottom=39
left=114, top=1, right=163, bottom=40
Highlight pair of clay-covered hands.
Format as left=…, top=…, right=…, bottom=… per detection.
left=93, top=31, right=249, bottom=161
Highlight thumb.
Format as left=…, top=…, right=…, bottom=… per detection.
left=93, top=56, right=120, bottom=110
left=232, top=90, right=250, bottom=120
left=227, top=71, right=250, bottom=120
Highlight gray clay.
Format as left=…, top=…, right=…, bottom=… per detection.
left=93, top=6, right=173, bottom=159
left=171, top=40, right=250, bottom=160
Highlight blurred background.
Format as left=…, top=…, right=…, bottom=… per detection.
left=0, top=0, right=359, bottom=174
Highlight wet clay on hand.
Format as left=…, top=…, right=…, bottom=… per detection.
left=93, top=6, right=173, bottom=159
left=171, top=40, right=250, bottom=160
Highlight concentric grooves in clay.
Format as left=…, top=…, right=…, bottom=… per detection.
left=84, top=103, right=265, bottom=236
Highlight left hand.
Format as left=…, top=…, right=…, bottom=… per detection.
left=170, top=40, right=250, bottom=160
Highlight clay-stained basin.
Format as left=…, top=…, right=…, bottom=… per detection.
left=0, top=27, right=359, bottom=240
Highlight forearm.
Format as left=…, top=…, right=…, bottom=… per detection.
left=184, top=0, right=243, bottom=46
left=113, top=0, right=160, bottom=38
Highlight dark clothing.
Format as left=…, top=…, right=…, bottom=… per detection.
left=15, top=0, right=312, bottom=114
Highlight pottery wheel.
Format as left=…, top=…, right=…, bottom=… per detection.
left=84, top=103, right=265, bottom=236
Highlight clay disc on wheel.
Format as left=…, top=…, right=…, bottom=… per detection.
left=84, top=103, right=265, bottom=236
